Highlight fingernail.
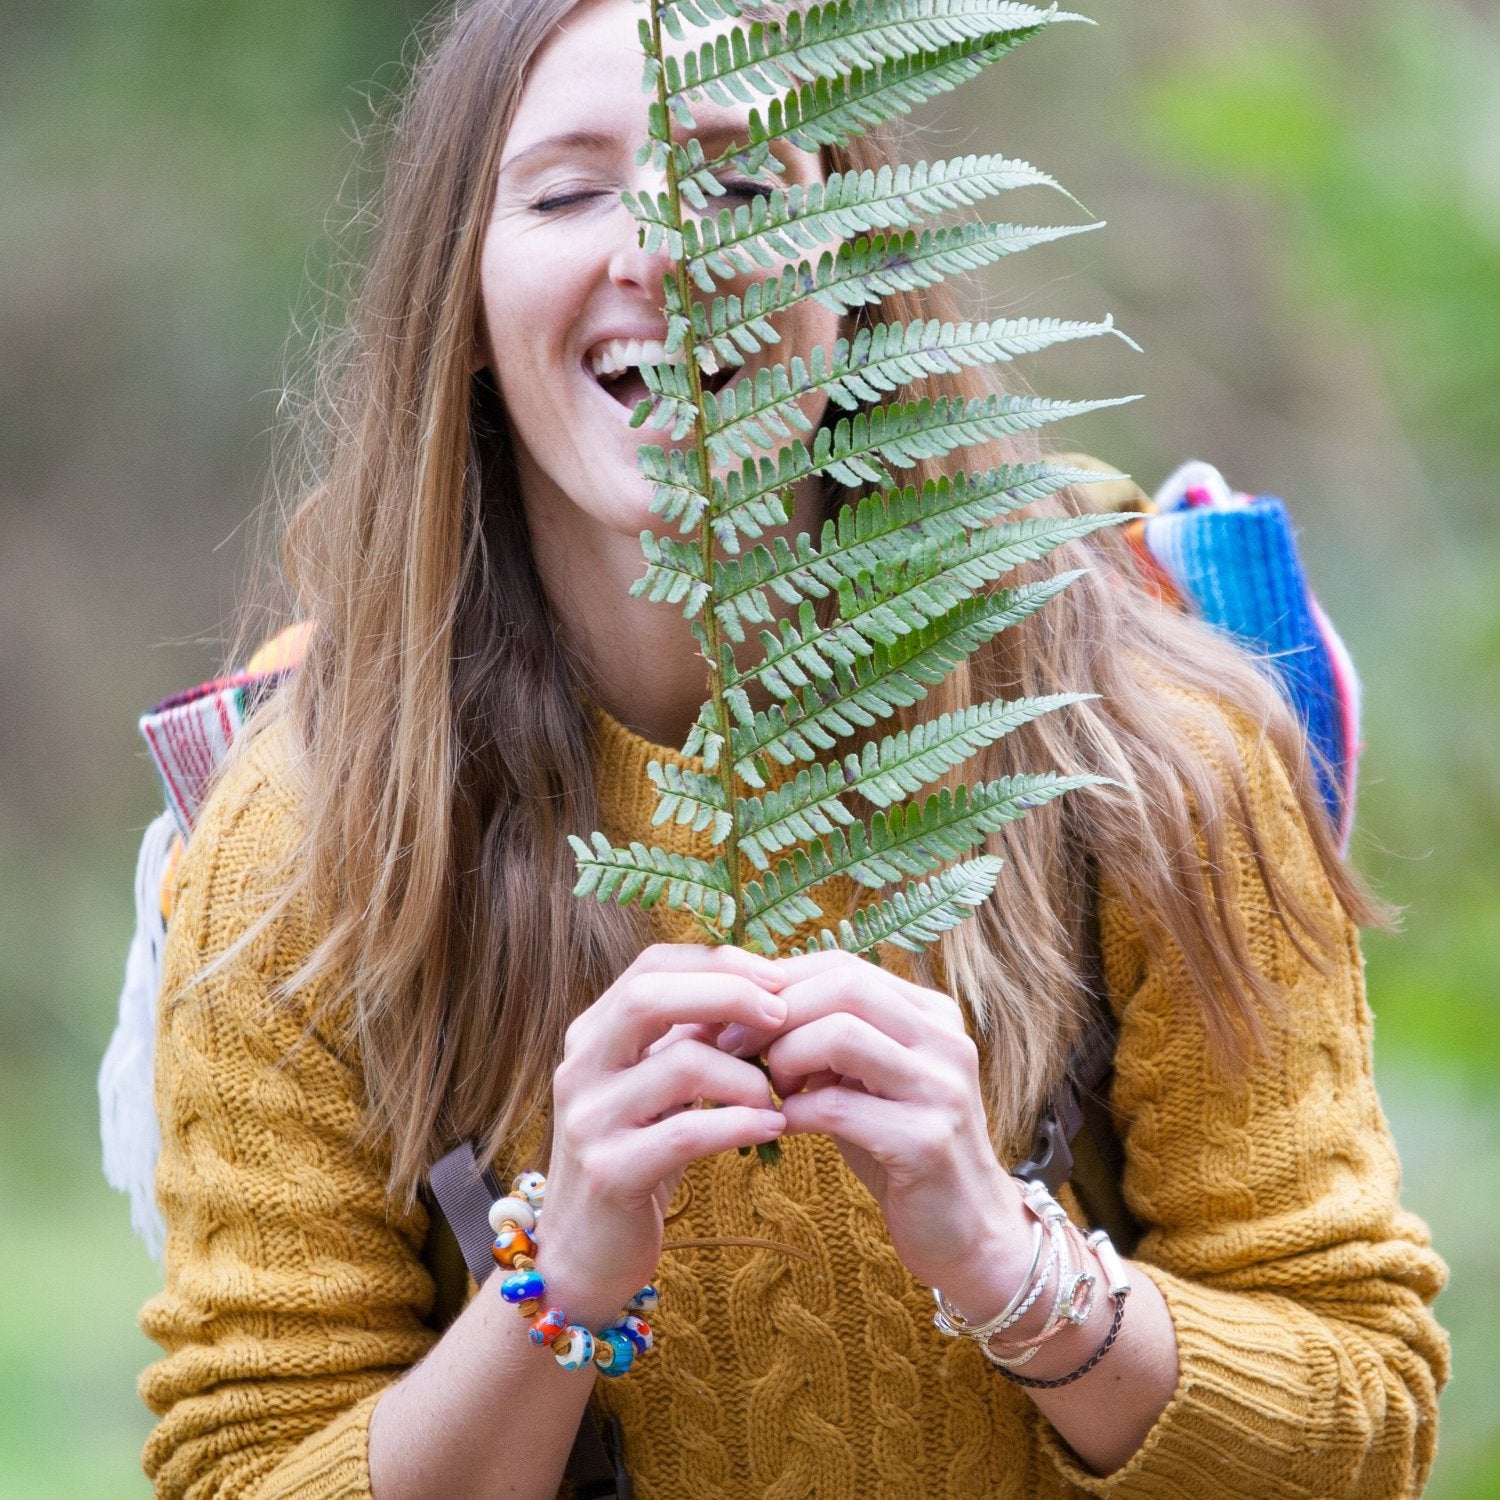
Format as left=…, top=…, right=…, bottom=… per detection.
left=719, top=1024, right=748, bottom=1053
left=760, top=1110, right=786, bottom=1132
left=760, top=999, right=787, bottom=1026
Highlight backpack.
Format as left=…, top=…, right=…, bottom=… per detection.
left=100, top=458, right=1361, bottom=1263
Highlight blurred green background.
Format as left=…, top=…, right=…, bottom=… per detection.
left=2, top=0, right=1495, bottom=1493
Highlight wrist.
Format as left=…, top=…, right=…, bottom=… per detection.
left=531, top=1249, right=639, bottom=1334
left=922, top=1179, right=1039, bottom=1330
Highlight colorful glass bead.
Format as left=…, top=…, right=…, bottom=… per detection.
left=552, top=1325, right=595, bottom=1372
left=614, top=1313, right=653, bottom=1354
left=499, top=1268, right=546, bottom=1305
left=529, top=1306, right=568, bottom=1347
left=488, top=1195, right=537, bottom=1235
left=512, top=1171, right=547, bottom=1211
left=491, top=1226, right=537, bottom=1269
left=627, top=1285, right=660, bottom=1316
left=593, top=1328, right=636, bottom=1379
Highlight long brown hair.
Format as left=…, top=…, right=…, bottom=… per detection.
left=240, top=0, right=1374, bottom=1201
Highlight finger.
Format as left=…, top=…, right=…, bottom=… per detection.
left=625, top=1039, right=778, bottom=1124
left=620, top=942, right=786, bottom=990
left=647, top=1019, right=720, bottom=1057
left=774, top=954, right=948, bottom=1014
left=621, top=1105, right=787, bottom=1187
left=715, top=1020, right=780, bottom=1058
left=576, top=971, right=788, bottom=1071
left=779, top=1083, right=929, bottom=1165
left=770, top=965, right=934, bottom=1050
left=765, top=1012, right=915, bottom=1100
left=718, top=965, right=951, bottom=1061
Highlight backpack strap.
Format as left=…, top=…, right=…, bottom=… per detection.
left=1012, top=878, right=1141, bottom=1256
left=425, top=1143, right=631, bottom=1499
left=428, top=1142, right=504, bottom=1286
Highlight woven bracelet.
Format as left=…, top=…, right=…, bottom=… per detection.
left=990, top=1289, right=1127, bottom=1389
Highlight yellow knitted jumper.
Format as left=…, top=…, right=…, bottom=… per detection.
left=139, top=709, right=1448, bottom=1500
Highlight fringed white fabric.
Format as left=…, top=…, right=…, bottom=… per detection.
left=99, top=808, right=177, bottom=1262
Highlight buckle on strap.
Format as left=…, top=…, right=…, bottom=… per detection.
left=1012, top=1077, right=1085, bottom=1194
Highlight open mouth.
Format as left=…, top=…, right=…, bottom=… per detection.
left=587, top=337, right=737, bottom=411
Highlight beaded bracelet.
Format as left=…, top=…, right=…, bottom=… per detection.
left=489, top=1172, right=658, bottom=1379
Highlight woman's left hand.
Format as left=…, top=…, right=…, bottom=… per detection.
left=718, top=949, right=1033, bottom=1305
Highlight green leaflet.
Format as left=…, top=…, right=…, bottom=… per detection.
left=570, top=0, right=1134, bottom=962
left=657, top=1, right=1077, bottom=121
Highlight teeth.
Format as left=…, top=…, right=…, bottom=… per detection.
left=588, top=338, right=666, bottom=378
left=586, top=338, right=721, bottom=379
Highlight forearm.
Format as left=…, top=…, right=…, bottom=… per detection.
left=1016, top=1260, right=1177, bottom=1474
left=370, top=944, right=790, bottom=1500
left=368, top=1281, right=599, bottom=1500
left=936, top=1218, right=1178, bottom=1477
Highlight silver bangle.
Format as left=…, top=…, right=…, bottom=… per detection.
left=932, top=1219, right=1045, bottom=1341
left=931, top=1179, right=1071, bottom=1349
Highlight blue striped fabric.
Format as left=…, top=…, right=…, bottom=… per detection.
left=1143, top=477, right=1357, bottom=844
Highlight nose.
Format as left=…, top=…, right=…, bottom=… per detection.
left=606, top=193, right=676, bottom=298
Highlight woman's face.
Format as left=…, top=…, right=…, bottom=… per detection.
left=480, top=0, right=841, bottom=550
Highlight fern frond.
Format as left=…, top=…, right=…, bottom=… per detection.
left=843, top=693, right=1092, bottom=805
left=745, top=770, right=1100, bottom=941
left=673, top=171, right=1096, bottom=289
left=709, top=460, right=1098, bottom=637
left=792, top=855, right=1004, bottom=953
left=654, top=0, right=747, bottom=44
left=735, top=762, right=860, bottom=868
left=569, top=832, right=734, bottom=926
left=633, top=530, right=711, bottom=609
left=646, top=317, right=1126, bottom=461
left=730, top=511, right=1124, bottom=696
left=809, top=391, right=1139, bottom=485
left=696, top=315, right=1128, bottom=456
left=634, top=152, right=1062, bottom=271
left=797, top=219, right=1104, bottom=314
left=644, top=761, right=733, bottom=843
left=662, top=1, right=1078, bottom=125
left=862, top=772, right=1103, bottom=875
left=576, top=0, right=1131, bottom=987
left=734, top=693, right=1086, bottom=862
left=636, top=444, right=713, bottom=534
left=712, top=447, right=1105, bottom=552
left=727, top=572, right=1085, bottom=777
left=661, top=33, right=1053, bottom=194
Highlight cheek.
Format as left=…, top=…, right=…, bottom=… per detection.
left=478, top=228, right=573, bottom=368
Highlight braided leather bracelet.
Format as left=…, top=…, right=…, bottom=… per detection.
left=991, top=1289, right=1127, bottom=1388
left=990, top=1228, right=1132, bottom=1389
left=935, top=1191, right=1133, bottom=1390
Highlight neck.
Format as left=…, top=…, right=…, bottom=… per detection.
left=522, top=502, right=707, bottom=749
left=525, top=480, right=828, bottom=752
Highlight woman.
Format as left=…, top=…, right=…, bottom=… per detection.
left=136, top=0, right=1448, bottom=1495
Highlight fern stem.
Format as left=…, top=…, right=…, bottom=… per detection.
left=649, top=0, right=747, bottom=948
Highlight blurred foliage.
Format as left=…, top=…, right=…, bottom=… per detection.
left=1, top=0, right=1495, bottom=1495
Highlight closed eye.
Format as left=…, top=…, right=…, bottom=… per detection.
left=531, top=187, right=615, bottom=213
left=719, top=177, right=777, bottom=203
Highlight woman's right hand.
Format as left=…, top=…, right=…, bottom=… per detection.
left=533, top=943, right=789, bottom=1327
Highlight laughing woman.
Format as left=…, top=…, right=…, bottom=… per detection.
left=134, top=0, right=1447, bottom=1496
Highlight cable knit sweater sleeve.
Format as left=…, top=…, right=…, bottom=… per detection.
left=1038, top=722, right=1449, bottom=1498
left=137, top=724, right=438, bottom=1500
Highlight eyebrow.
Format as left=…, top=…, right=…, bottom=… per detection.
left=498, top=121, right=775, bottom=183
left=499, top=130, right=617, bottom=182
